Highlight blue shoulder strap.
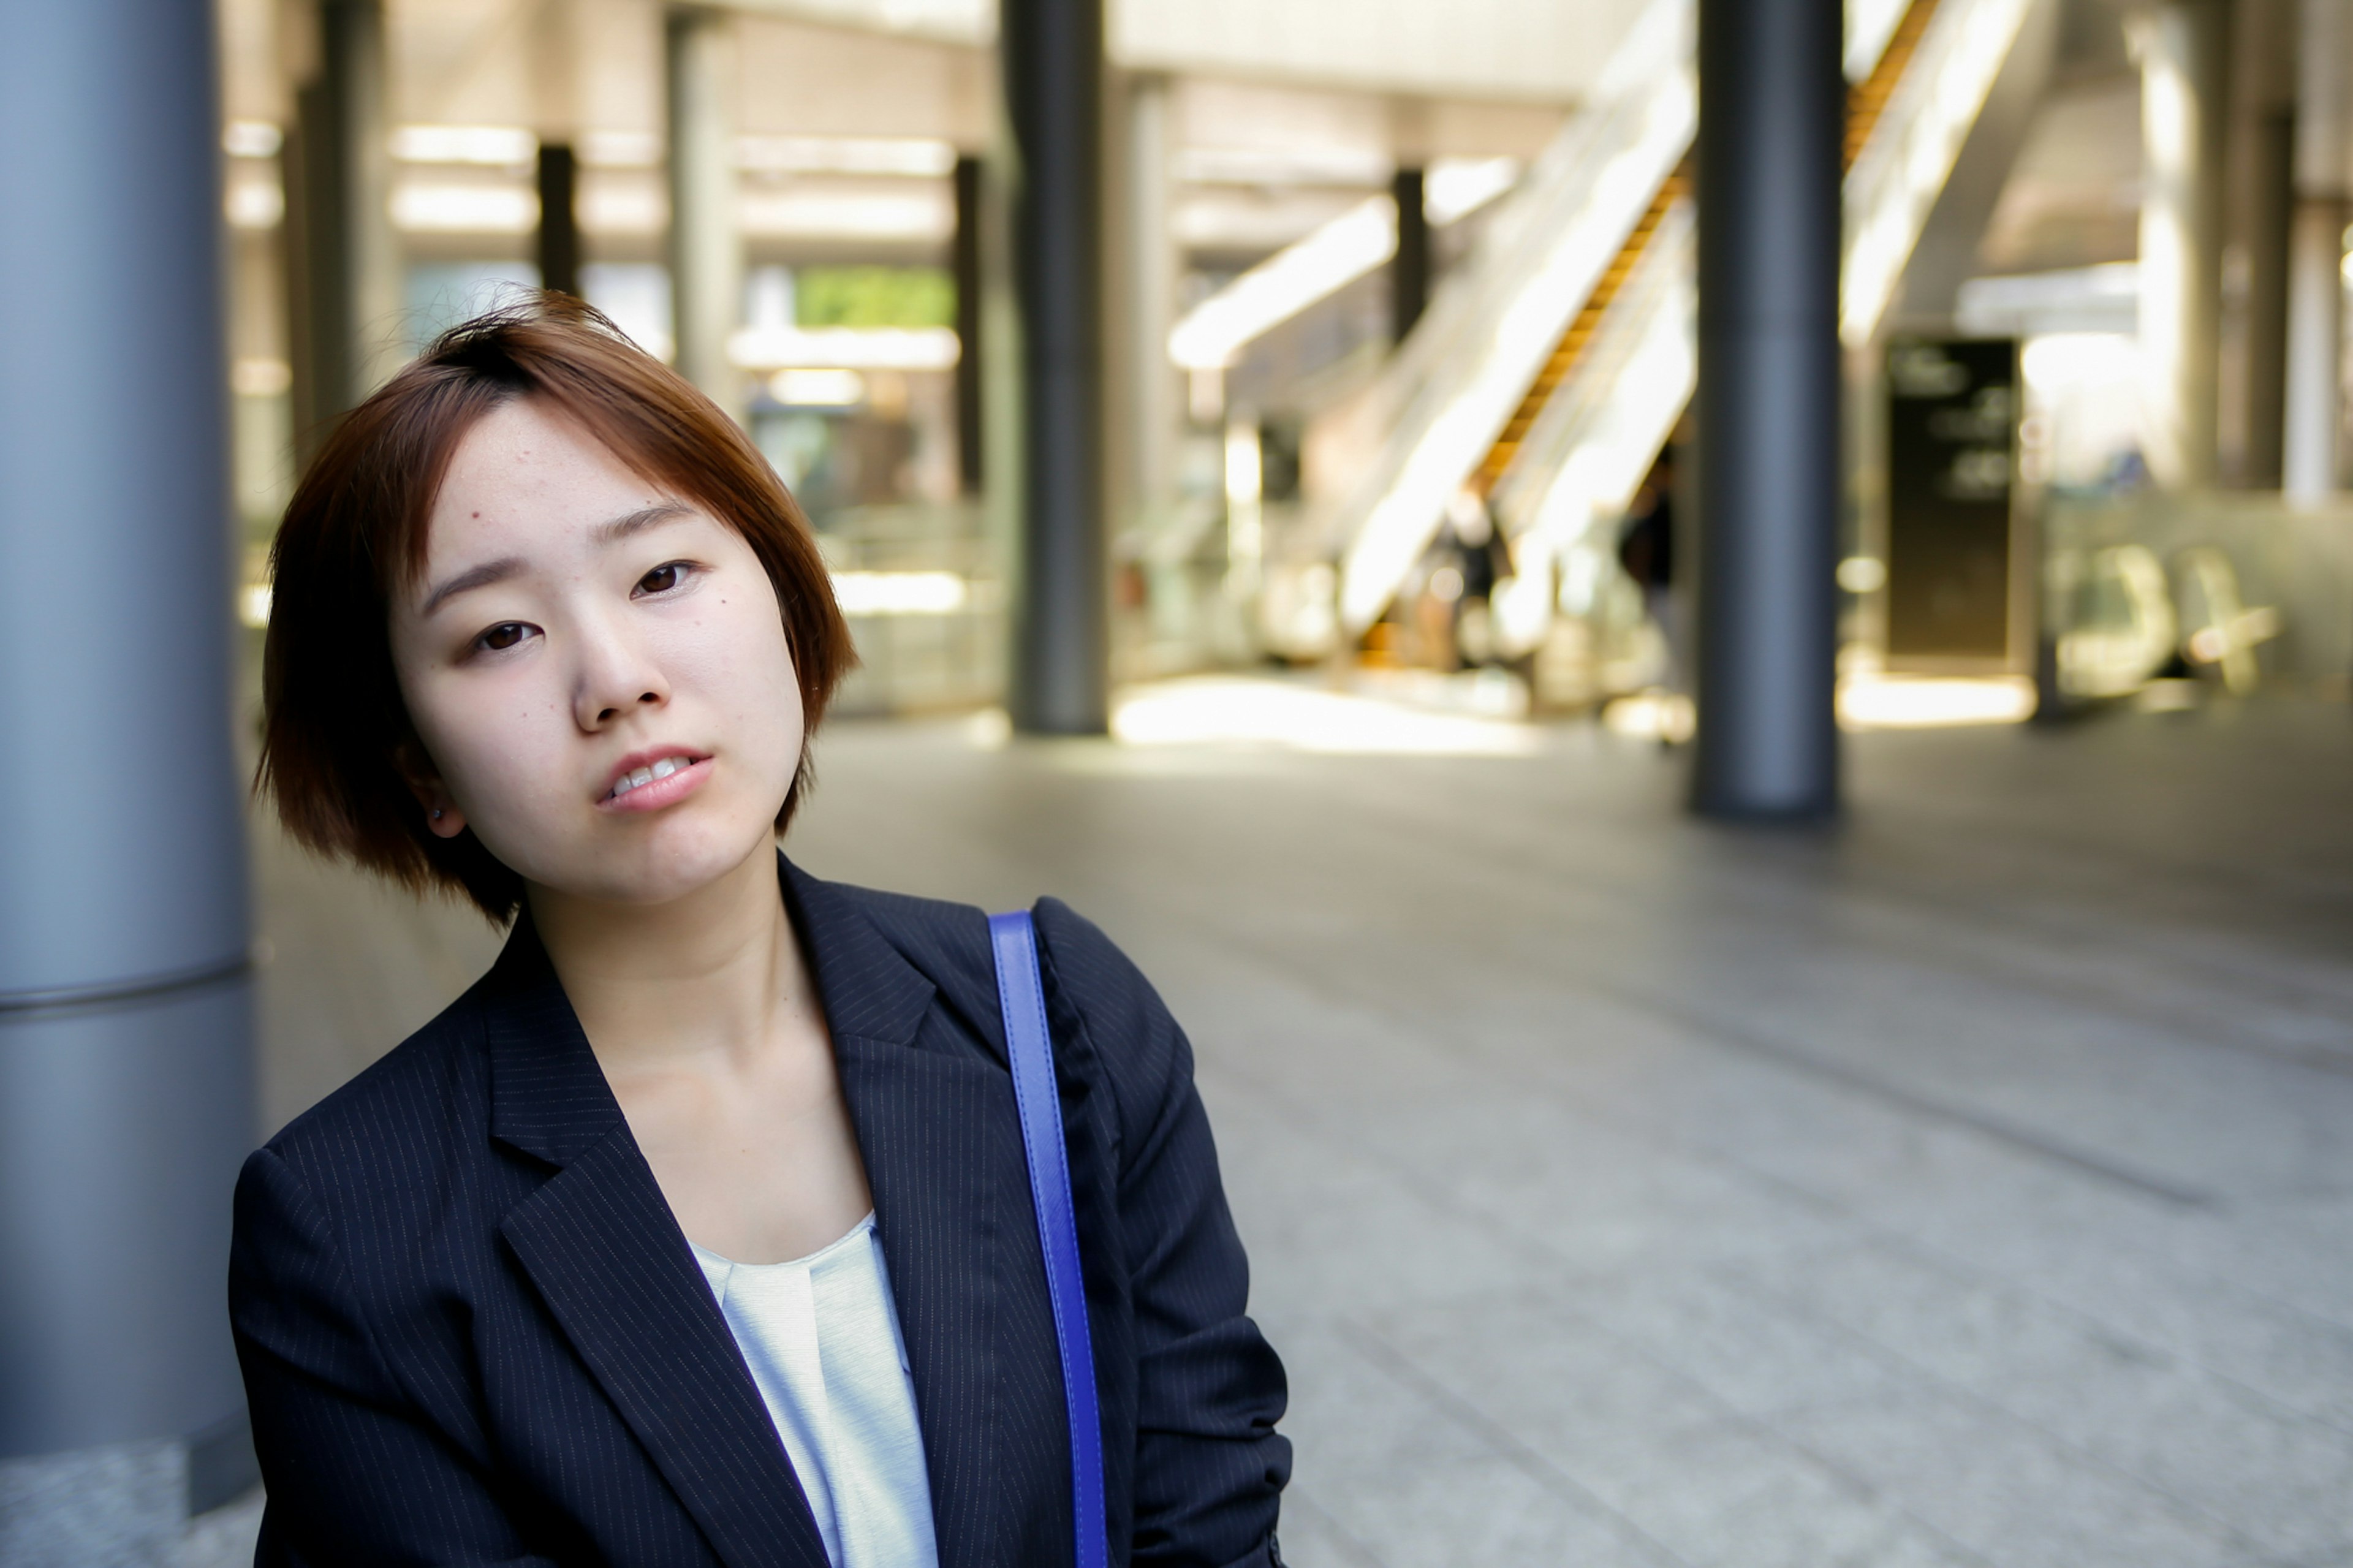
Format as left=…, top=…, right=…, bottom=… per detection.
left=987, top=909, right=1108, bottom=1568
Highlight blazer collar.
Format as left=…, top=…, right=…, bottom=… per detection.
left=780, top=856, right=936, bottom=1050
left=480, top=916, right=620, bottom=1166
left=477, top=874, right=838, bottom=1568
left=774, top=859, right=1039, bottom=1568
left=480, top=853, right=1037, bottom=1568
left=487, top=853, right=936, bottom=1166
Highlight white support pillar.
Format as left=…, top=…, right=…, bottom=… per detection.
left=1124, top=72, right=1178, bottom=521
left=2137, top=0, right=2231, bottom=490
left=2286, top=0, right=2351, bottom=501
left=666, top=6, right=741, bottom=418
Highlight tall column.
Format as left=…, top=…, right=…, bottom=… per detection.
left=1124, top=73, right=1178, bottom=521
left=287, top=0, right=400, bottom=450
left=1691, top=0, right=1843, bottom=821
left=666, top=6, right=741, bottom=417
left=537, top=145, right=583, bottom=301
left=2286, top=0, right=2350, bottom=501
left=2232, top=0, right=2297, bottom=486
left=1392, top=166, right=1430, bottom=344
left=1002, top=0, right=1108, bottom=734
left=0, top=0, right=256, bottom=1554
left=2243, top=109, right=2296, bottom=485
left=532, top=0, right=582, bottom=303
left=954, top=155, right=986, bottom=494
left=2137, top=0, right=2230, bottom=490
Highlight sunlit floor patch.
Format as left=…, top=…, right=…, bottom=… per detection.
left=1110, top=675, right=1543, bottom=756
left=1838, top=673, right=2036, bottom=729
left=1602, top=690, right=1696, bottom=743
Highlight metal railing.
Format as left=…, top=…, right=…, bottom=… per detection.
left=812, top=501, right=1005, bottom=716
left=2039, top=492, right=2353, bottom=699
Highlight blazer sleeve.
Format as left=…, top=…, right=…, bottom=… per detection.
left=230, top=1144, right=563, bottom=1568
left=1034, top=900, right=1292, bottom=1568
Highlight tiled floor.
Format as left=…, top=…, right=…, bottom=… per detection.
left=238, top=692, right=2353, bottom=1567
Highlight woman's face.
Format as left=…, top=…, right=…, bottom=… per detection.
left=388, top=397, right=804, bottom=906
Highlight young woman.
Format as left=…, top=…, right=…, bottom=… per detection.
left=232, top=297, right=1290, bottom=1567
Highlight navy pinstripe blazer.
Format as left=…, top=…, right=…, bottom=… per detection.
left=229, top=857, right=1289, bottom=1567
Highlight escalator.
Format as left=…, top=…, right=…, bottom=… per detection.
left=1317, top=0, right=2042, bottom=656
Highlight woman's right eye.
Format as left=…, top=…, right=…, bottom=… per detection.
left=473, top=622, right=534, bottom=653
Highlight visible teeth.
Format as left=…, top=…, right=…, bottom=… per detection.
left=609, top=756, right=694, bottom=800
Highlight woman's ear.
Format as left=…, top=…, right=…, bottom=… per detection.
left=396, top=743, right=468, bottom=839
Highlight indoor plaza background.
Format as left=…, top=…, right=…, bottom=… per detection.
left=5, top=0, right=2353, bottom=1562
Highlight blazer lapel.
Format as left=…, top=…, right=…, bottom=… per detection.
left=483, top=924, right=832, bottom=1568
left=785, top=863, right=1065, bottom=1568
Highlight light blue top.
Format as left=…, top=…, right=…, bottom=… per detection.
left=692, top=1214, right=939, bottom=1568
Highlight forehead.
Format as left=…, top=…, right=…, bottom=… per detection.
left=423, top=398, right=672, bottom=565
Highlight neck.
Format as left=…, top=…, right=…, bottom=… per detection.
left=528, top=843, right=805, bottom=1073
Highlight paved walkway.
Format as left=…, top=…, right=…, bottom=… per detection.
left=242, top=694, right=2353, bottom=1567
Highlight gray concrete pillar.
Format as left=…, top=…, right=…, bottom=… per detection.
left=666, top=6, right=741, bottom=417
left=1392, top=167, right=1430, bottom=344
left=2136, top=0, right=2230, bottom=490
left=1691, top=0, right=1843, bottom=821
left=2286, top=0, right=2350, bottom=501
left=0, top=0, right=257, bottom=1555
left=1002, top=0, right=1109, bottom=735
left=287, top=0, right=400, bottom=448
left=538, top=144, right=583, bottom=301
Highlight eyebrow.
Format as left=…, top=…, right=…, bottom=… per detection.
left=419, top=556, right=525, bottom=618
left=419, top=505, right=694, bottom=617
left=592, top=503, right=692, bottom=547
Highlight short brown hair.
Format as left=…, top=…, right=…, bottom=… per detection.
left=259, top=295, right=855, bottom=922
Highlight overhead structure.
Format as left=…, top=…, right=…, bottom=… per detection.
left=1320, top=0, right=2043, bottom=645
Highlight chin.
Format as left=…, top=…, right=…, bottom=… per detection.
left=507, top=808, right=780, bottom=908
left=611, top=829, right=773, bottom=905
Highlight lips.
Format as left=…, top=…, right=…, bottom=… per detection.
left=606, top=754, right=697, bottom=801
left=597, top=746, right=713, bottom=813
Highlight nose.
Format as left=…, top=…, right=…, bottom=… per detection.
left=572, top=610, right=669, bottom=731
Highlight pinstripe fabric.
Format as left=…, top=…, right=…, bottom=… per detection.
left=230, top=856, right=1290, bottom=1567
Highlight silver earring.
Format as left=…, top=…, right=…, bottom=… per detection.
left=431, top=809, right=444, bottom=820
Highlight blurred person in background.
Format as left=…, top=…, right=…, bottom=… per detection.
left=1409, top=487, right=1515, bottom=669
left=232, top=297, right=1290, bottom=1568
left=1617, top=453, right=1681, bottom=695
left=1446, top=487, right=1513, bottom=668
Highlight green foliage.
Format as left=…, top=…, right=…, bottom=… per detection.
left=795, top=266, right=956, bottom=329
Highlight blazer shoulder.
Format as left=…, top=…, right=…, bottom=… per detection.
left=814, top=874, right=1001, bottom=1004
left=1028, top=898, right=1184, bottom=1060
left=810, top=876, right=1180, bottom=1064
left=824, top=876, right=992, bottom=945
left=1027, top=899, right=1199, bottom=1153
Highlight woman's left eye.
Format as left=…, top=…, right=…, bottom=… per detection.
left=635, top=562, right=689, bottom=595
